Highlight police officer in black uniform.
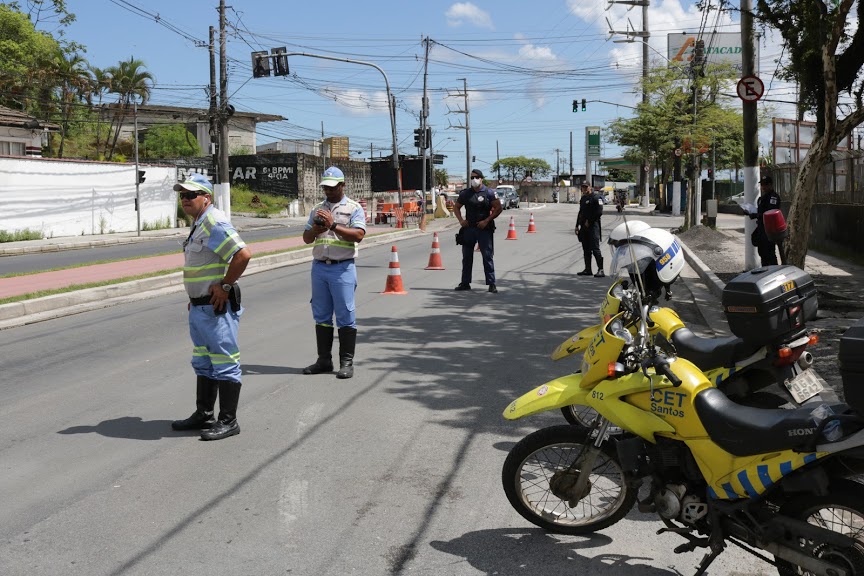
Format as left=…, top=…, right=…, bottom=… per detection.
left=749, top=174, right=782, bottom=266
left=576, top=182, right=605, bottom=277
left=454, top=169, right=503, bottom=292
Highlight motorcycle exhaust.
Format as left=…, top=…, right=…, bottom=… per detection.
left=797, top=350, right=814, bottom=370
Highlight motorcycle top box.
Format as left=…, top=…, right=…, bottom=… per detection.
left=721, top=265, right=817, bottom=345
left=838, top=317, right=864, bottom=414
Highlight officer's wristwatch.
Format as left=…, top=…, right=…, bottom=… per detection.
left=221, top=282, right=232, bottom=293
left=329, top=221, right=338, bottom=231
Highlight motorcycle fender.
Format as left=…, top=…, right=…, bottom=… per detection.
left=551, top=325, right=601, bottom=361
left=504, top=374, right=590, bottom=420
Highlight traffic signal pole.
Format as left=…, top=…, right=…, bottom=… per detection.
left=133, top=100, right=140, bottom=237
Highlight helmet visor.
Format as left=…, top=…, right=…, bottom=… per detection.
left=609, top=242, right=658, bottom=276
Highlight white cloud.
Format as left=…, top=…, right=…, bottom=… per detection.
left=446, top=2, right=494, bottom=30
left=320, top=87, right=390, bottom=117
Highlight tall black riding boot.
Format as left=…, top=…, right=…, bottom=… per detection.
left=336, top=327, right=357, bottom=379
left=594, top=256, right=605, bottom=278
left=303, top=324, right=334, bottom=374
left=171, top=375, right=218, bottom=430
left=201, top=380, right=241, bottom=441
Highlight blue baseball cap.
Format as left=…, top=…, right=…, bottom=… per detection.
left=174, top=173, right=213, bottom=194
left=320, top=166, right=345, bottom=187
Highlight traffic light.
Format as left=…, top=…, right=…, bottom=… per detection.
left=251, top=51, right=270, bottom=78
left=572, top=99, right=578, bottom=113
left=424, top=127, right=431, bottom=150
left=413, top=128, right=423, bottom=148
left=137, top=170, right=146, bottom=184
left=271, top=47, right=289, bottom=77
left=581, top=98, right=587, bottom=112
left=707, top=168, right=714, bottom=180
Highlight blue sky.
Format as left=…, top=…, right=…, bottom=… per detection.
left=60, top=0, right=791, bottom=180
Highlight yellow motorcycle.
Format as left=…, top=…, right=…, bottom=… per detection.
left=556, top=225, right=827, bottom=428
left=501, top=259, right=864, bottom=574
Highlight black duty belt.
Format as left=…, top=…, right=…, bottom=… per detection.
left=316, top=258, right=354, bottom=265
left=190, top=296, right=212, bottom=306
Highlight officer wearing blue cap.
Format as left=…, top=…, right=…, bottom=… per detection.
left=302, top=166, right=367, bottom=379
left=171, top=173, right=252, bottom=441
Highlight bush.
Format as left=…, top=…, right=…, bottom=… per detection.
left=0, top=228, right=43, bottom=243
left=230, top=184, right=292, bottom=215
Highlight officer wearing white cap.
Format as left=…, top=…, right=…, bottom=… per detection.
left=171, top=173, right=252, bottom=441
left=302, top=166, right=367, bottom=379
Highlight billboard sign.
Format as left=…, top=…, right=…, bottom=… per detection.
left=667, top=32, right=756, bottom=72
left=587, top=126, right=601, bottom=159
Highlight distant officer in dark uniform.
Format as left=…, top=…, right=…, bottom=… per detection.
left=454, top=168, right=503, bottom=293
left=576, top=182, right=604, bottom=277
left=749, top=174, right=782, bottom=266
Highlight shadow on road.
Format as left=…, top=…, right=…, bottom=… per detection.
left=57, top=416, right=188, bottom=440
left=242, top=364, right=304, bottom=375
left=429, top=528, right=679, bottom=575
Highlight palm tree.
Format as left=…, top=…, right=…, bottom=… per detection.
left=88, top=65, right=112, bottom=158
left=105, top=57, right=154, bottom=159
left=54, top=51, right=92, bottom=158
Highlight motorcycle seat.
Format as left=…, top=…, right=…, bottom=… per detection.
left=671, top=328, right=760, bottom=369
left=694, top=387, right=851, bottom=457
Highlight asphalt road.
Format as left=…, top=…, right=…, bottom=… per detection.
left=0, top=206, right=770, bottom=576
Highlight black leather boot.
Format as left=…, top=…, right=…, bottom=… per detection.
left=336, top=327, right=357, bottom=379
left=303, top=324, right=334, bottom=374
left=594, top=256, right=605, bottom=278
left=171, top=375, right=218, bottom=430
left=201, top=380, right=241, bottom=441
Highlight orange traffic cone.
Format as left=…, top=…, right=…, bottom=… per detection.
left=505, top=216, right=518, bottom=240
left=382, top=245, right=408, bottom=294
left=424, top=232, right=445, bottom=270
left=527, top=213, right=537, bottom=233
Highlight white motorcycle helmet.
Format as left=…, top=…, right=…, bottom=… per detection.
left=610, top=227, right=685, bottom=301
left=607, top=220, right=652, bottom=247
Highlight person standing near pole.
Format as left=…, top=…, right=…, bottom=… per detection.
left=576, top=182, right=605, bottom=277
left=453, top=168, right=502, bottom=293
left=171, top=173, right=252, bottom=441
left=748, top=174, right=782, bottom=266
left=302, top=166, right=366, bottom=379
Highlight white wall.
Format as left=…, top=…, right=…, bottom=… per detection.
left=0, top=157, right=177, bottom=239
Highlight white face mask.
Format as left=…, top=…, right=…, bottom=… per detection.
left=471, top=178, right=482, bottom=187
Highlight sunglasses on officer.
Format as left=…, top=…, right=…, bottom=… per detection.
left=179, top=191, right=204, bottom=200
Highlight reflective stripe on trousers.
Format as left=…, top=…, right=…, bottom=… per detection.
left=189, top=304, right=243, bottom=382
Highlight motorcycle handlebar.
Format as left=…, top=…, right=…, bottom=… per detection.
left=643, top=355, right=682, bottom=387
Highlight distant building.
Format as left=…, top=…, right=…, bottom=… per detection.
left=258, top=136, right=350, bottom=159
left=101, top=104, right=283, bottom=156
left=0, top=105, right=59, bottom=157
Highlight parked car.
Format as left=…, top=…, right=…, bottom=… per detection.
left=496, top=185, right=519, bottom=209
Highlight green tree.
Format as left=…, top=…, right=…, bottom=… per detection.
left=606, top=168, right=635, bottom=182
left=756, top=0, right=864, bottom=268
left=490, top=156, right=551, bottom=187
left=0, top=4, right=63, bottom=117
left=142, top=124, right=200, bottom=158
left=53, top=51, right=91, bottom=158
left=606, top=63, right=744, bottom=227
left=104, top=56, right=154, bottom=159
left=434, top=168, right=448, bottom=188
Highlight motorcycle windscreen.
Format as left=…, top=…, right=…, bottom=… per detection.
left=580, top=313, right=629, bottom=388
left=598, top=279, right=624, bottom=319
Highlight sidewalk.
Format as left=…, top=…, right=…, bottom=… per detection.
left=0, top=215, right=458, bottom=329
left=676, top=224, right=864, bottom=395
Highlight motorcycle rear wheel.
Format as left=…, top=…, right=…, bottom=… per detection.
left=776, top=479, right=864, bottom=576
left=502, top=425, right=635, bottom=535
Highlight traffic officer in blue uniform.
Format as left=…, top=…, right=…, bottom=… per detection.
left=171, top=173, right=252, bottom=441
left=302, top=166, right=367, bottom=379
left=576, top=182, right=605, bottom=277
left=454, top=168, right=502, bottom=292
left=749, top=174, right=782, bottom=266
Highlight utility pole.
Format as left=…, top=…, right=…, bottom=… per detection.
left=555, top=148, right=560, bottom=184
left=420, top=36, right=430, bottom=213
left=218, top=0, right=230, bottom=217
left=569, top=131, right=573, bottom=182
left=463, top=78, right=471, bottom=184
left=133, top=100, right=140, bottom=237
left=496, top=140, right=500, bottom=182
left=606, top=0, right=650, bottom=206
left=209, top=26, right=217, bottom=183
left=742, top=0, right=759, bottom=269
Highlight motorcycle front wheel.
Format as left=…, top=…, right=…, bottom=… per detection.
left=560, top=405, right=623, bottom=435
left=502, top=424, right=635, bottom=535
left=776, top=479, right=864, bottom=576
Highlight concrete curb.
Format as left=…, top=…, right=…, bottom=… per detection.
left=0, top=225, right=443, bottom=330
left=677, top=237, right=727, bottom=299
